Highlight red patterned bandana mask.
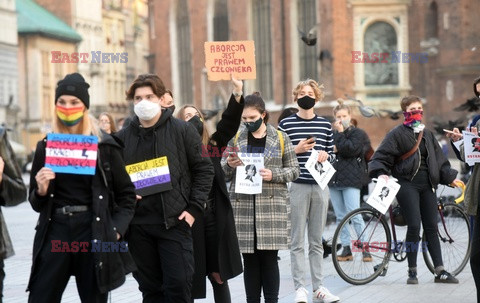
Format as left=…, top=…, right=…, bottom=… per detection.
left=403, top=110, right=423, bottom=127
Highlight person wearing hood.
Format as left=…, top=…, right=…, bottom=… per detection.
left=369, top=95, right=461, bottom=285
left=116, top=74, right=214, bottom=302
left=27, top=73, right=137, bottom=302
left=176, top=75, right=244, bottom=302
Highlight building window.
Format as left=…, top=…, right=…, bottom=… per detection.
left=176, top=0, right=193, bottom=105
left=364, top=21, right=398, bottom=86
left=425, top=1, right=438, bottom=39
left=213, top=0, right=229, bottom=41
left=252, top=0, right=273, bottom=100
left=297, top=0, right=318, bottom=80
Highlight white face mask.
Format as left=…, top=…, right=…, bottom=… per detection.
left=341, top=118, right=351, bottom=129
left=134, top=99, right=160, bottom=121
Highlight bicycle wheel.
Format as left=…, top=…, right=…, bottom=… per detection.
left=332, top=208, right=392, bottom=285
left=423, top=203, right=471, bottom=276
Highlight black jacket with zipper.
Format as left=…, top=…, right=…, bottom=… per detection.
left=368, top=124, right=457, bottom=187
left=28, top=133, right=137, bottom=294
left=115, top=108, right=214, bottom=229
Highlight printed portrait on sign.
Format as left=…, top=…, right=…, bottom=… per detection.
left=245, top=164, right=257, bottom=183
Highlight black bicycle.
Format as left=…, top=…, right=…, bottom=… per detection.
left=331, top=182, right=471, bottom=285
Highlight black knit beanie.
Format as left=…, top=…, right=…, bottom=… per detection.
left=55, top=73, right=90, bottom=108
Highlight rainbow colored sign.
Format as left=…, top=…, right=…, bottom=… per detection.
left=45, top=133, right=98, bottom=175
left=125, top=156, right=172, bottom=196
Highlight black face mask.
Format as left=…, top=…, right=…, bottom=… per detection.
left=245, top=117, right=263, bottom=133
left=297, top=95, right=316, bottom=110
left=163, top=105, right=176, bottom=114
left=188, top=115, right=204, bottom=136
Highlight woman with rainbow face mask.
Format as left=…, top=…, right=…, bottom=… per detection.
left=27, top=73, right=136, bottom=302
left=369, top=95, right=462, bottom=285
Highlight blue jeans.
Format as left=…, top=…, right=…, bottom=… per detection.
left=330, top=187, right=365, bottom=247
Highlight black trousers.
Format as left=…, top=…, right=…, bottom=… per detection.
left=242, top=249, right=279, bottom=303
left=204, top=208, right=231, bottom=303
left=471, top=205, right=480, bottom=303
left=129, top=223, right=194, bottom=303
left=28, top=211, right=107, bottom=303
left=0, top=258, right=4, bottom=303
left=396, top=170, right=443, bottom=269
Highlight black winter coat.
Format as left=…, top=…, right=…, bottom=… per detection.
left=27, top=133, right=137, bottom=294
left=368, top=124, right=457, bottom=186
left=115, top=109, right=214, bottom=227
left=191, top=95, right=244, bottom=298
left=329, top=126, right=370, bottom=188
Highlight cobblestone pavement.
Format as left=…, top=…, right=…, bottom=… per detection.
left=3, top=201, right=476, bottom=303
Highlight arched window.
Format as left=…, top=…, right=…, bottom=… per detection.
left=252, top=0, right=273, bottom=100
left=425, top=1, right=438, bottom=39
left=213, top=0, right=229, bottom=41
left=176, top=0, right=193, bottom=105
left=297, top=0, right=318, bottom=80
left=364, top=21, right=398, bottom=86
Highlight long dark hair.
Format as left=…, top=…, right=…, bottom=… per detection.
left=244, top=92, right=269, bottom=123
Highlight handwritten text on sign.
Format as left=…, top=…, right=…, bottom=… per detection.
left=45, top=133, right=98, bottom=175
left=125, top=156, right=173, bottom=196
left=204, top=41, right=256, bottom=81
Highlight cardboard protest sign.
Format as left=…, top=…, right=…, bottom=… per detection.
left=235, top=153, right=264, bottom=194
left=126, top=156, right=173, bottom=196
left=45, top=133, right=98, bottom=175
left=366, top=178, right=401, bottom=214
left=204, top=40, right=256, bottom=81
left=305, top=149, right=336, bottom=190
left=463, top=131, right=480, bottom=166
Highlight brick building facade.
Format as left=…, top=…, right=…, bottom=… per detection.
left=150, top=0, right=479, bottom=146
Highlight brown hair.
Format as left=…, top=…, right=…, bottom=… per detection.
left=125, top=74, right=166, bottom=101
left=177, top=105, right=210, bottom=145
left=400, top=95, right=422, bottom=111
left=292, top=79, right=325, bottom=102
left=244, top=92, right=269, bottom=123
left=166, top=89, right=173, bottom=98
left=474, top=76, right=480, bottom=97
left=333, top=98, right=351, bottom=116
left=98, top=112, right=117, bottom=133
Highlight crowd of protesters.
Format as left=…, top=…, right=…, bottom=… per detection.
left=0, top=72, right=478, bottom=303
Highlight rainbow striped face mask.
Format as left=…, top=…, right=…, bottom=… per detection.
left=56, top=105, right=85, bottom=126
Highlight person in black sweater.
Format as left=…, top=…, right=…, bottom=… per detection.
left=116, top=74, right=214, bottom=302
left=176, top=75, right=244, bottom=302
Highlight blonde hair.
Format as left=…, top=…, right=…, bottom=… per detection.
left=292, top=79, right=325, bottom=102
left=176, top=104, right=210, bottom=146
left=333, top=98, right=351, bottom=116
left=52, top=108, right=101, bottom=139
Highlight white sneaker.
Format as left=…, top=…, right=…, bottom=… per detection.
left=313, top=286, right=340, bottom=303
left=294, top=287, right=309, bottom=303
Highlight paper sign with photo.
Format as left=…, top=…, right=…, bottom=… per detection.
left=463, top=131, right=480, bottom=166
left=235, top=153, right=264, bottom=194
left=366, top=178, right=401, bottom=214
left=305, top=149, right=336, bottom=190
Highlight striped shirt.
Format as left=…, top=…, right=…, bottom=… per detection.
left=278, top=114, right=334, bottom=184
